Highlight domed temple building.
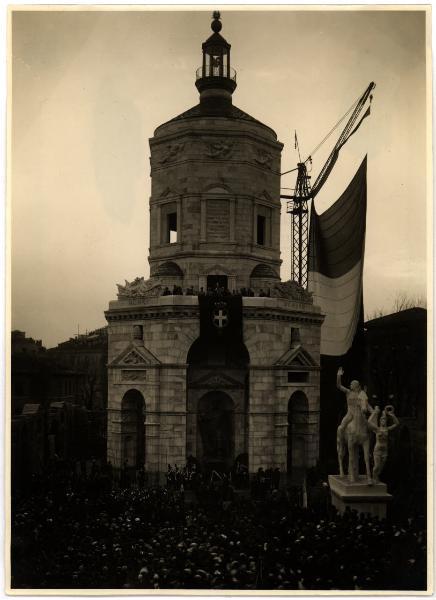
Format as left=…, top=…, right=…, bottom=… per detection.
left=105, top=13, right=324, bottom=482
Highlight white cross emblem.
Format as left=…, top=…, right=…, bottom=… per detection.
left=213, top=308, right=228, bottom=328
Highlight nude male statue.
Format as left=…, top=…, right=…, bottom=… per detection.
left=336, top=367, right=374, bottom=434
left=336, top=367, right=374, bottom=482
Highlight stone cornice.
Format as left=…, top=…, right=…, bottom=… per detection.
left=106, top=363, right=321, bottom=370
left=150, top=128, right=283, bottom=153
left=151, top=157, right=281, bottom=177
left=108, top=363, right=188, bottom=370
left=107, top=362, right=321, bottom=371
left=149, top=192, right=281, bottom=209
left=148, top=250, right=282, bottom=267
left=244, top=309, right=324, bottom=325
left=107, top=408, right=320, bottom=420
left=105, top=307, right=199, bottom=322
left=105, top=305, right=323, bottom=325
left=250, top=364, right=321, bottom=371
left=109, top=409, right=320, bottom=418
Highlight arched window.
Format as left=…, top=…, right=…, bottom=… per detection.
left=287, top=391, right=309, bottom=478
left=121, top=390, right=146, bottom=469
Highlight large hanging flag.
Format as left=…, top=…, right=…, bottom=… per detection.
left=308, top=156, right=367, bottom=356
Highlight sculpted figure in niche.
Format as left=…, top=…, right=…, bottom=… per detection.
left=367, top=405, right=400, bottom=483
left=336, top=367, right=374, bottom=483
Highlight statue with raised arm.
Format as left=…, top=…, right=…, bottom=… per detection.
left=336, top=367, right=374, bottom=484
left=367, top=405, right=399, bottom=483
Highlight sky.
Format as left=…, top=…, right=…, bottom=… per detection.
left=10, top=7, right=429, bottom=348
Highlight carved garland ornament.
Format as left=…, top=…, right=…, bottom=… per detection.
left=205, top=140, right=233, bottom=159
left=159, top=142, right=185, bottom=165
left=254, top=149, right=273, bottom=170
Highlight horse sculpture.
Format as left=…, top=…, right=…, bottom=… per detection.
left=336, top=367, right=373, bottom=484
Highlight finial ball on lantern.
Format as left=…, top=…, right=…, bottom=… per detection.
left=211, top=11, right=222, bottom=32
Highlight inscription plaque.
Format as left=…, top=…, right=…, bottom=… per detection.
left=207, top=199, right=229, bottom=241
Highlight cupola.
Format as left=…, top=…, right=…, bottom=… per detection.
left=195, top=11, right=237, bottom=106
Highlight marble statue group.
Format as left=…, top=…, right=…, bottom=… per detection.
left=336, top=367, right=399, bottom=485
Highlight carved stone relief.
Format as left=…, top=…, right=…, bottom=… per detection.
left=122, top=351, right=149, bottom=366
left=254, top=149, right=273, bottom=169
left=271, top=280, right=313, bottom=303
left=117, top=277, right=162, bottom=299
left=159, top=142, right=185, bottom=164
left=121, top=370, right=147, bottom=382
left=205, top=140, right=233, bottom=159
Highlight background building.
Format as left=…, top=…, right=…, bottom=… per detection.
left=11, top=328, right=108, bottom=497
left=364, top=307, right=427, bottom=513
left=48, top=327, right=108, bottom=411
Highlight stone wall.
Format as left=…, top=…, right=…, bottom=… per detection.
left=148, top=115, right=283, bottom=291
left=106, top=295, right=323, bottom=478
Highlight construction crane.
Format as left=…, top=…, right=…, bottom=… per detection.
left=281, top=81, right=375, bottom=288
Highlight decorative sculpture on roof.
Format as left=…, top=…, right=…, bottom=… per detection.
left=117, top=277, right=162, bottom=299
left=271, top=280, right=313, bottom=303
left=211, top=11, right=222, bottom=32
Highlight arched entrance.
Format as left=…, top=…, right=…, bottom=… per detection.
left=197, top=391, right=235, bottom=471
left=187, top=334, right=249, bottom=472
left=287, top=391, right=309, bottom=481
left=121, top=389, right=145, bottom=469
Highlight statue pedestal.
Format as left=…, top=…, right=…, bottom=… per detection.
left=328, top=475, right=392, bottom=519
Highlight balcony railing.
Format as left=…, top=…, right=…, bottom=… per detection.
left=196, top=66, right=237, bottom=82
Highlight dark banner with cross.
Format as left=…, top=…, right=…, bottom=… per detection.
left=198, top=294, right=243, bottom=344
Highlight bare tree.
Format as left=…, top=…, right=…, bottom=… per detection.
left=366, top=307, right=385, bottom=320
left=392, top=291, right=427, bottom=313
left=366, top=291, right=427, bottom=321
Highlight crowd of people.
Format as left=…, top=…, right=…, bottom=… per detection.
left=10, top=459, right=427, bottom=591
left=165, top=461, right=251, bottom=492
left=160, top=285, right=271, bottom=297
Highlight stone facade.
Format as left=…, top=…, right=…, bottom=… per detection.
left=148, top=115, right=282, bottom=294
left=106, top=14, right=324, bottom=481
